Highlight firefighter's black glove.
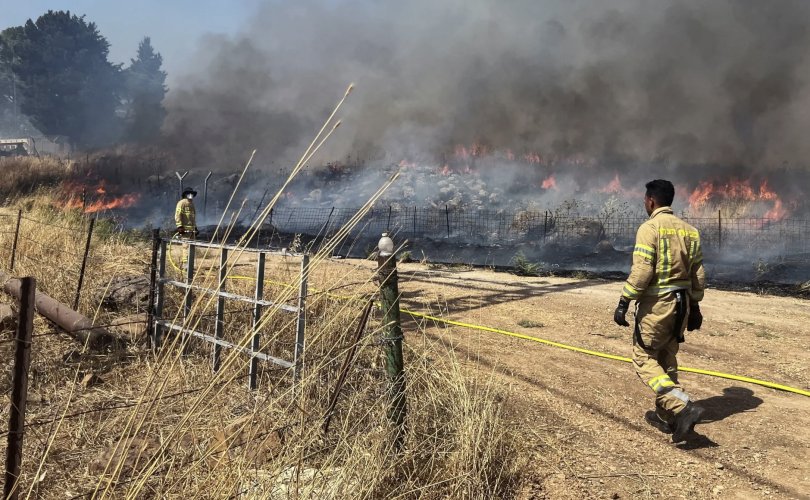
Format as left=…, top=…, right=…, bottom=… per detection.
left=613, top=296, right=631, bottom=327
left=687, top=303, right=703, bottom=331
left=175, top=227, right=184, bottom=236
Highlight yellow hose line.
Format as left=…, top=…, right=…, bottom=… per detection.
left=164, top=239, right=810, bottom=398
left=401, top=309, right=810, bottom=398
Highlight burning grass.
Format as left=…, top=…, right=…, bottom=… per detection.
left=0, top=188, right=527, bottom=498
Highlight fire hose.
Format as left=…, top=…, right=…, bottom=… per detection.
left=164, top=237, right=810, bottom=398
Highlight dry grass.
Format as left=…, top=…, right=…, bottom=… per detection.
left=0, top=157, right=72, bottom=201
left=0, top=186, right=527, bottom=498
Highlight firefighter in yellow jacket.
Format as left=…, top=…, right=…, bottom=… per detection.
left=613, top=179, right=706, bottom=443
left=175, top=188, right=198, bottom=238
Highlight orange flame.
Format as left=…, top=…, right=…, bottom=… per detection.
left=541, top=175, right=558, bottom=190
left=764, top=199, right=787, bottom=220
left=598, top=174, right=623, bottom=194
left=65, top=194, right=141, bottom=213
left=61, top=180, right=141, bottom=214
left=688, top=178, right=788, bottom=220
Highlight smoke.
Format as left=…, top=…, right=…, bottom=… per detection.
left=162, top=0, right=810, bottom=170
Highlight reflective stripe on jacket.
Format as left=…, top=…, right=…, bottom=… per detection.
left=622, top=207, right=706, bottom=303
left=175, top=198, right=196, bottom=230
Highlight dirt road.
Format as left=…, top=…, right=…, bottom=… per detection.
left=383, top=262, right=810, bottom=499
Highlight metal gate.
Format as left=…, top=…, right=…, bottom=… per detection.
left=149, top=236, right=309, bottom=390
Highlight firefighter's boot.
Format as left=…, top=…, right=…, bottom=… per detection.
left=645, top=410, right=673, bottom=434
left=672, top=403, right=704, bottom=443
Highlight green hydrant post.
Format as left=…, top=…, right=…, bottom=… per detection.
left=377, top=232, right=406, bottom=450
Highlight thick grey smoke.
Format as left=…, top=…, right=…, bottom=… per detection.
left=163, top=0, right=810, bottom=170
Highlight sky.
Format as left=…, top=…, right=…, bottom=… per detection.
left=1, top=0, right=259, bottom=85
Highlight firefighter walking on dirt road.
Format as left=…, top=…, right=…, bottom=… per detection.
left=613, top=179, right=706, bottom=443
left=175, top=188, right=198, bottom=239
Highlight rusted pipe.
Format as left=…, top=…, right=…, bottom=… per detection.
left=1, top=272, right=121, bottom=349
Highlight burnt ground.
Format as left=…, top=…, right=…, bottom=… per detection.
left=313, top=258, right=809, bottom=499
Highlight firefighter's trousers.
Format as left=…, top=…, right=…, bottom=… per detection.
left=632, top=292, right=691, bottom=424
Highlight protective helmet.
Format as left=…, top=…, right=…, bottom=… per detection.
left=182, top=188, right=198, bottom=197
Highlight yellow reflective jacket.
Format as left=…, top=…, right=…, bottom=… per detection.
left=622, top=207, right=705, bottom=303
left=175, top=198, right=196, bottom=231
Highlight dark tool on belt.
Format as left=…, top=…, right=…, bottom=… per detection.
left=633, top=303, right=647, bottom=349
left=672, top=290, right=687, bottom=343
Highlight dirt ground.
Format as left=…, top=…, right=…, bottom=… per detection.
left=312, top=257, right=809, bottom=499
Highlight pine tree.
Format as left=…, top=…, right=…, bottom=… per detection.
left=123, top=37, right=167, bottom=143
left=0, top=11, right=122, bottom=147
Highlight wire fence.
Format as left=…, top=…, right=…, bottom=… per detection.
left=0, top=208, right=390, bottom=498
left=257, top=205, right=810, bottom=260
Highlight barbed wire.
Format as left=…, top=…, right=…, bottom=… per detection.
left=15, top=234, right=84, bottom=259
left=14, top=252, right=81, bottom=277
left=21, top=215, right=84, bottom=233
left=0, top=373, right=257, bottom=439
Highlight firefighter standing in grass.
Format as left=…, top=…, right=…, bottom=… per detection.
left=175, top=188, right=198, bottom=238
left=613, top=179, right=706, bottom=443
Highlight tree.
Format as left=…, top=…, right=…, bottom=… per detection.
left=0, top=27, right=22, bottom=123
left=123, top=37, right=167, bottom=143
left=0, top=11, right=122, bottom=147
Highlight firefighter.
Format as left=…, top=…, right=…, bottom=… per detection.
left=175, top=188, right=198, bottom=238
left=613, top=179, right=706, bottom=443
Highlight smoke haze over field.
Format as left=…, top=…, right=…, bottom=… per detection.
left=163, top=0, right=810, bottom=170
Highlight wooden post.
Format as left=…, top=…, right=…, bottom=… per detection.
left=153, top=239, right=167, bottom=349
left=412, top=206, right=417, bottom=239
left=376, top=233, right=406, bottom=450
left=146, top=229, right=160, bottom=348
left=543, top=210, right=549, bottom=242
left=4, top=277, right=35, bottom=500
left=387, top=205, right=392, bottom=231
left=212, top=248, right=227, bottom=372
left=445, top=205, right=451, bottom=238
left=293, top=254, right=309, bottom=383
left=72, top=216, right=95, bottom=311
left=718, top=209, right=723, bottom=251
left=249, top=252, right=266, bottom=390
left=9, top=209, right=21, bottom=272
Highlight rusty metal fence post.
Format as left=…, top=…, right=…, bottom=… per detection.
left=4, top=277, right=35, bottom=500
left=293, top=254, right=309, bottom=384
left=718, top=209, right=723, bottom=252
left=72, top=216, right=95, bottom=311
left=182, top=242, right=196, bottom=352
left=212, top=247, right=227, bottom=372
left=249, top=252, right=266, bottom=390
left=175, top=171, right=188, bottom=199
left=8, top=209, right=22, bottom=272
left=152, top=238, right=167, bottom=349
left=146, top=229, right=160, bottom=348
left=203, top=171, right=212, bottom=219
